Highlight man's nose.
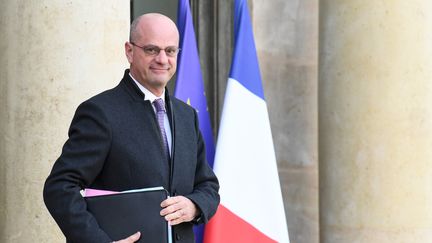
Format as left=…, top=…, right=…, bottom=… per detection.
left=155, top=50, right=169, bottom=63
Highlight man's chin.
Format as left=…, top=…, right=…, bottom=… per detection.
left=149, top=78, right=170, bottom=87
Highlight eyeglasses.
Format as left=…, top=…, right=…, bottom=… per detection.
left=130, top=42, right=180, bottom=57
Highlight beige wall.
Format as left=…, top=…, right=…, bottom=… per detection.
left=320, top=0, right=432, bottom=242
left=252, top=0, right=319, bottom=243
left=0, top=1, right=129, bottom=242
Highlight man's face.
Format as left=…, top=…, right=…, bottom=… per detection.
left=125, top=16, right=179, bottom=96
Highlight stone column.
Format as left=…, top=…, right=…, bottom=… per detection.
left=0, top=1, right=129, bottom=242
left=320, top=1, right=432, bottom=242
left=252, top=0, right=319, bottom=242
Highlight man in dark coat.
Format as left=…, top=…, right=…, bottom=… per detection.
left=43, top=13, right=219, bottom=243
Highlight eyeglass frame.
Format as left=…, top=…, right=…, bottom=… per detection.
left=130, top=42, right=181, bottom=57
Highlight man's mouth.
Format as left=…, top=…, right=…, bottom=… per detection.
left=150, top=66, right=169, bottom=73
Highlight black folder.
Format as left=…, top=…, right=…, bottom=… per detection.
left=84, top=187, right=170, bottom=243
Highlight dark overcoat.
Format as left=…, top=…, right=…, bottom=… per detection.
left=43, top=70, right=220, bottom=243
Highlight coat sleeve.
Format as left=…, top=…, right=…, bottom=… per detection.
left=43, top=100, right=113, bottom=243
left=185, top=109, right=220, bottom=224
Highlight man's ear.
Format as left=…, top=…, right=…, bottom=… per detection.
left=125, top=42, right=133, bottom=63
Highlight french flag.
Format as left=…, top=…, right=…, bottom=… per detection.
left=203, top=0, right=290, bottom=242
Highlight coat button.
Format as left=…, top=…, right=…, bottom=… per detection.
left=175, top=233, right=181, bottom=241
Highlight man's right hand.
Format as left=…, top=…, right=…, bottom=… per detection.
left=114, top=231, right=141, bottom=243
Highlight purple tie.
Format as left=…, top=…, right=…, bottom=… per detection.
left=153, top=98, right=170, bottom=159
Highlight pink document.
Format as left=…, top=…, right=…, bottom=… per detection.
left=84, top=186, right=165, bottom=197
left=84, top=188, right=118, bottom=197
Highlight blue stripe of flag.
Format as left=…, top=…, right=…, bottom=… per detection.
left=230, top=0, right=265, bottom=100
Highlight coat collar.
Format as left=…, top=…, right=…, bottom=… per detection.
left=120, top=69, right=173, bottom=105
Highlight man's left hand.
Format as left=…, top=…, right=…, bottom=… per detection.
left=160, top=196, right=199, bottom=225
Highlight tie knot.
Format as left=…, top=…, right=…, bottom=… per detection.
left=153, top=98, right=166, bottom=112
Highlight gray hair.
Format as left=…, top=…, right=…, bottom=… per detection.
left=129, top=16, right=143, bottom=42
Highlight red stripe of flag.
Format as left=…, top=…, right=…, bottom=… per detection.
left=204, top=205, right=277, bottom=243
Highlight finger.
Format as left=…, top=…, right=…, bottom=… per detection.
left=160, top=197, right=178, bottom=207
left=129, top=231, right=141, bottom=241
left=169, top=217, right=185, bottom=226
left=160, top=203, right=182, bottom=216
left=164, top=209, right=185, bottom=222
left=118, top=231, right=141, bottom=243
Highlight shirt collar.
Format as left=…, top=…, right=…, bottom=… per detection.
left=129, top=73, right=165, bottom=104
